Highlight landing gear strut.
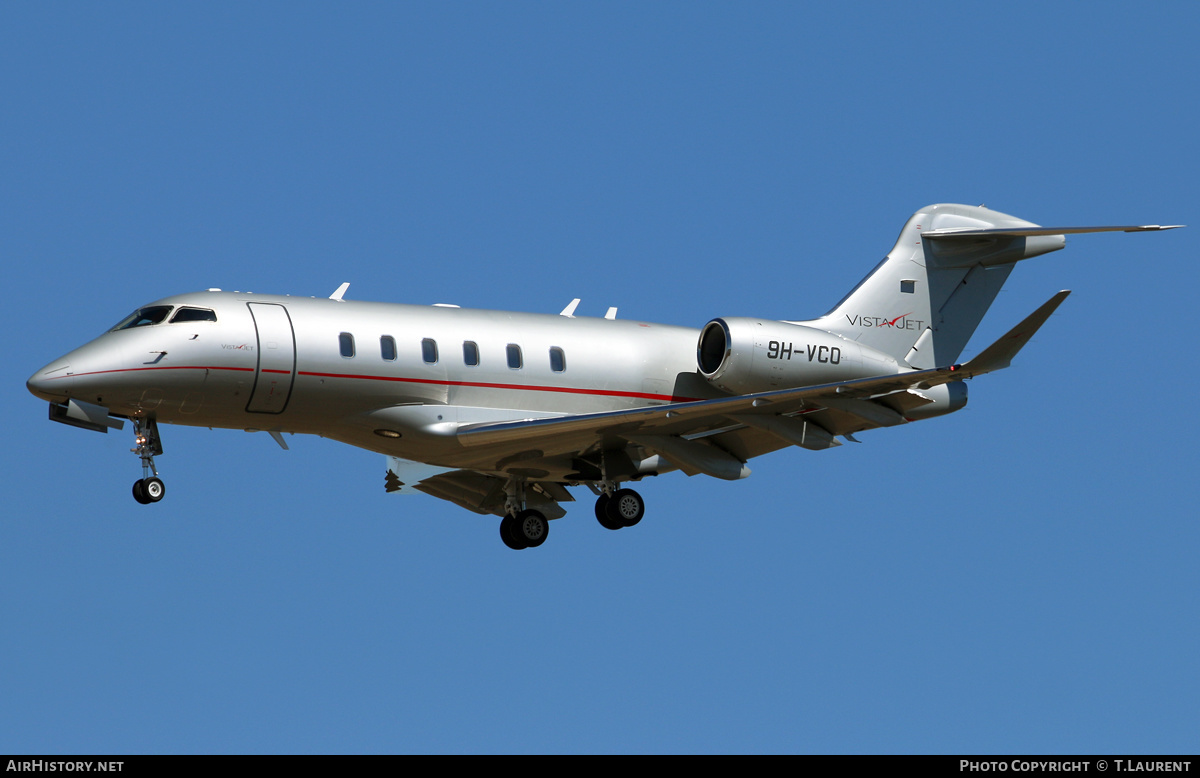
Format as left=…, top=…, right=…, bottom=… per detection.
left=130, top=416, right=165, bottom=504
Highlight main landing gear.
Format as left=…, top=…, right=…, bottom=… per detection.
left=500, top=509, right=550, bottom=550
left=130, top=417, right=166, bottom=505
left=594, top=487, right=645, bottom=531
left=496, top=480, right=648, bottom=549
left=498, top=479, right=549, bottom=550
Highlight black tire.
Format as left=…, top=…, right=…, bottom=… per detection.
left=514, top=509, right=549, bottom=548
left=143, top=477, right=166, bottom=503
left=607, top=488, right=644, bottom=527
left=500, top=515, right=527, bottom=550
left=595, top=494, right=622, bottom=530
left=132, top=479, right=150, bottom=505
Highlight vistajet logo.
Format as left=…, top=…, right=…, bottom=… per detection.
left=845, top=312, right=925, bottom=330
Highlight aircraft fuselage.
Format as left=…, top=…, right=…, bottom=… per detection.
left=27, top=289, right=900, bottom=474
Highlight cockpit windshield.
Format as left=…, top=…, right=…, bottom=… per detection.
left=170, top=307, right=217, bottom=323
left=111, top=306, right=173, bottom=331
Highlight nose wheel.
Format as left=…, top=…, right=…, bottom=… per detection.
left=132, top=477, right=166, bottom=504
left=130, top=417, right=166, bottom=505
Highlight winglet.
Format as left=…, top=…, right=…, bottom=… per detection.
left=329, top=282, right=350, bottom=301
left=604, top=307, right=618, bottom=320
left=952, top=291, right=1070, bottom=378
left=560, top=298, right=581, bottom=317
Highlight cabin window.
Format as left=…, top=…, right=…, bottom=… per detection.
left=170, top=307, right=217, bottom=323
left=111, top=306, right=173, bottom=330
left=422, top=338, right=438, bottom=364
left=549, top=347, right=566, bottom=373
left=900, top=280, right=916, bottom=294
left=339, top=332, right=355, bottom=358
left=380, top=335, right=396, bottom=361
left=506, top=344, right=523, bottom=370
left=463, top=341, right=479, bottom=366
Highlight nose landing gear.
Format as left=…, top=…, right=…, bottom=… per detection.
left=130, top=417, right=165, bottom=505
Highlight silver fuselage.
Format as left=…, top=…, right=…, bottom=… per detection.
left=27, top=290, right=900, bottom=475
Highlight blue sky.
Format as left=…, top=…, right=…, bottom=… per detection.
left=2, top=2, right=1196, bottom=754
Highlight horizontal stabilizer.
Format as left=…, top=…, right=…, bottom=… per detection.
left=951, top=291, right=1070, bottom=379
left=924, top=224, right=1183, bottom=239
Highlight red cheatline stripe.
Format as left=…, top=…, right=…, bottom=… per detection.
left=48, top=365, right=255, bottom=379
left=48, top=365, right=700, bottom=403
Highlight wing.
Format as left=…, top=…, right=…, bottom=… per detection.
left=385, top=292, right=1067, bottom=516
left=452, top=362, right=953, bottom=472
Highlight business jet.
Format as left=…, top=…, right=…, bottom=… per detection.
left=26, top=204, right=1180, bottom=549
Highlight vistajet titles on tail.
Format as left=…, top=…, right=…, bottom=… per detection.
left=27, top=204, right=1181, bottom=549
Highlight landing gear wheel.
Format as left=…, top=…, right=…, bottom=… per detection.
left=607, top=488, right=644, bottom=527
left=500, top=514, right=528, bottom=550
left=514, top=509, right=549, bottom=548
left=142, top=477, right=165, bottom=503
left=132, top=479, right=150, bottom=505
left=595, top=494, right=623, bottom=531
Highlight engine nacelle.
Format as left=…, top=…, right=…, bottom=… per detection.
left=696, top=317, right=900, bottom=394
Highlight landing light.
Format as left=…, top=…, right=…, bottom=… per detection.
left=374, top=429, right=402, bottom=439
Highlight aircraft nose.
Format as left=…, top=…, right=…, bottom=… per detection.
left=27, top=361, right=71, bottom=401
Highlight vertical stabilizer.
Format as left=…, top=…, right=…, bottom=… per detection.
left=806, top=204, right=1067, bottom=368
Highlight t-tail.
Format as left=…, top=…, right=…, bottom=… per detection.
left=803, top=203, right=1181, bottom=368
